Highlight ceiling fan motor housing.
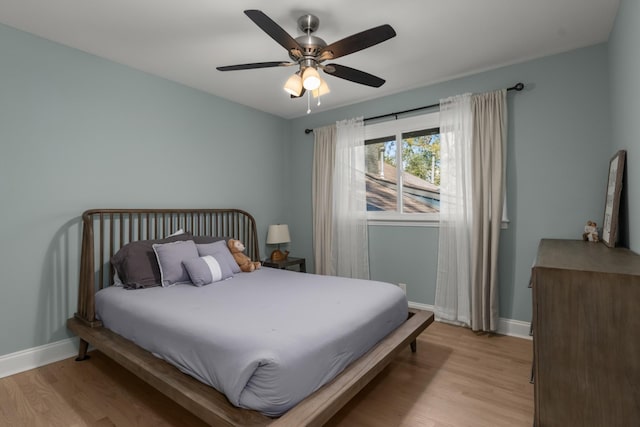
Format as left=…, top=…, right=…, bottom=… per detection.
left=289, top=14, right=327, bottom=63
left=297, top=14, right=319, bottom=34
left=290, top=34, right=327, bottom=61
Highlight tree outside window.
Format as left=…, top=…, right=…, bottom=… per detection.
left=365, top=128, right=440, bottom=214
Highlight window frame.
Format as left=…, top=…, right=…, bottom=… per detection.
left=365, top=112, right=440, bottom=226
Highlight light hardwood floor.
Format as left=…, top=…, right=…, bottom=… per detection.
left=0, top=322, right=533, bottom=426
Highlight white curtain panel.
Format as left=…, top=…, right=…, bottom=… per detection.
left=434, top=90, right=506, bottom=332
left=332, top=117, right=370, bottom=279
left=434, top=93, right=473, bottom=326
left=312, top=124, right=337, bottom=275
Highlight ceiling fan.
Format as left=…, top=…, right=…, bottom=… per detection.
left=217, top=10, right=397, bottom=103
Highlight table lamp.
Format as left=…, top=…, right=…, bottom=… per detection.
left=266, top=224, right=290, bottom=261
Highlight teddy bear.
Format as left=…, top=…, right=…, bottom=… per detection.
left=582, top=220, right=599, bottom=242
left=227, top=239, right=261, bottom=272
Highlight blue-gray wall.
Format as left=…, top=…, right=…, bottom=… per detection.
left=0, top=23, right=289, bottom=356
left=609, top=0, right=640, bottom=253
left=287, top=44, right=612, bottom=322
left=2, top=4, right=636, bottom=358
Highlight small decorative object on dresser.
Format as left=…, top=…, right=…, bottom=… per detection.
left=582, top=220, right=599, bottom=242
left=602, top=149, right=626, bottom=247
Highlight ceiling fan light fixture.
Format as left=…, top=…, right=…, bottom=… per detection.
left=312, top=79, right=330, bottom=98
left=302, top=67, right=321, bottom=90
left=284, top=73, right=303, bottom=96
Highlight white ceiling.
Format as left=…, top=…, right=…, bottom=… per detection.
left=0, top=0, right=619, bottom=119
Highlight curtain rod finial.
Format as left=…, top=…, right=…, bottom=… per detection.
left=305, top=128, right=313, bottom=134
left=514, top=82, right=524, bottom=91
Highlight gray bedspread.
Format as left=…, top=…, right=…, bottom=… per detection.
left=95, top=267, right=407, bottom=416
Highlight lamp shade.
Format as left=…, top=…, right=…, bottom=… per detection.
left=312, top=78, right=330, bottom=98
left=266, top=224, right=291, bottom=244
left=302, top=67, right=321, bottom=90
left=284, top=73, right=303, bottom=96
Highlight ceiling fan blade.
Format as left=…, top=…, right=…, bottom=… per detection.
left=217, top=61, right=290, bottom=71
left=244, top=10, right=303, bottom=55
left=324, top=64, right=386, bottom=87
left=319, top=24, right=396, bottom=60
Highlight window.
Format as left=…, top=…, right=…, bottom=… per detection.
left=365, top=112, right=440, bottom=224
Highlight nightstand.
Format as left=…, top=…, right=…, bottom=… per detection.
left=262, top=256, right=306, bottom=272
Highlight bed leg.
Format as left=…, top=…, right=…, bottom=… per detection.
left=75, top=339, right=91, bottom=361
left=410, top=339, right=417, bottom=353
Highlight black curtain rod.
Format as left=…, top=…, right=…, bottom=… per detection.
left=304, top=82, right=524, bottom=134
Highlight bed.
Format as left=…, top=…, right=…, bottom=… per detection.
left=67, top=208, right=434, bottom=426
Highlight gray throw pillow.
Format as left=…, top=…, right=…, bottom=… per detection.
left=111, top=233, right=193, bottom=289
left=196, top=240, right=241, bottom=274
left=183, top=255, right=234, bottom=286
left=192, top=235, right=228, bottom=244
left=152, top=240, right=199, bottom=287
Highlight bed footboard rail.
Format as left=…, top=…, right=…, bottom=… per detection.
left=75, top=208, right=260, bottom=326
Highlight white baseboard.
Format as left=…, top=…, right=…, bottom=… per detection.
left=497, top=317, right=532, bottom=340
left=0, top=337, right=79, bottom=379
left=408, top=301, right=532, bottom=340
left=407, top=301, right=436, bottom=312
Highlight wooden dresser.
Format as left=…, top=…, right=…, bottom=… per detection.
left=531, top=239, right=640, bottom=426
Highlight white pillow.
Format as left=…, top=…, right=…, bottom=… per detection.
left=168, top=228, right=185, bottom=237
left=113, top=271, right=124, bottom=286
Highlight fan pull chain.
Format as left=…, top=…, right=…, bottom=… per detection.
left=307, top=91, right=311, bottom=114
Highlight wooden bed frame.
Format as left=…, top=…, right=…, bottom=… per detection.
left=67, top=208, right=434, bottom=426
